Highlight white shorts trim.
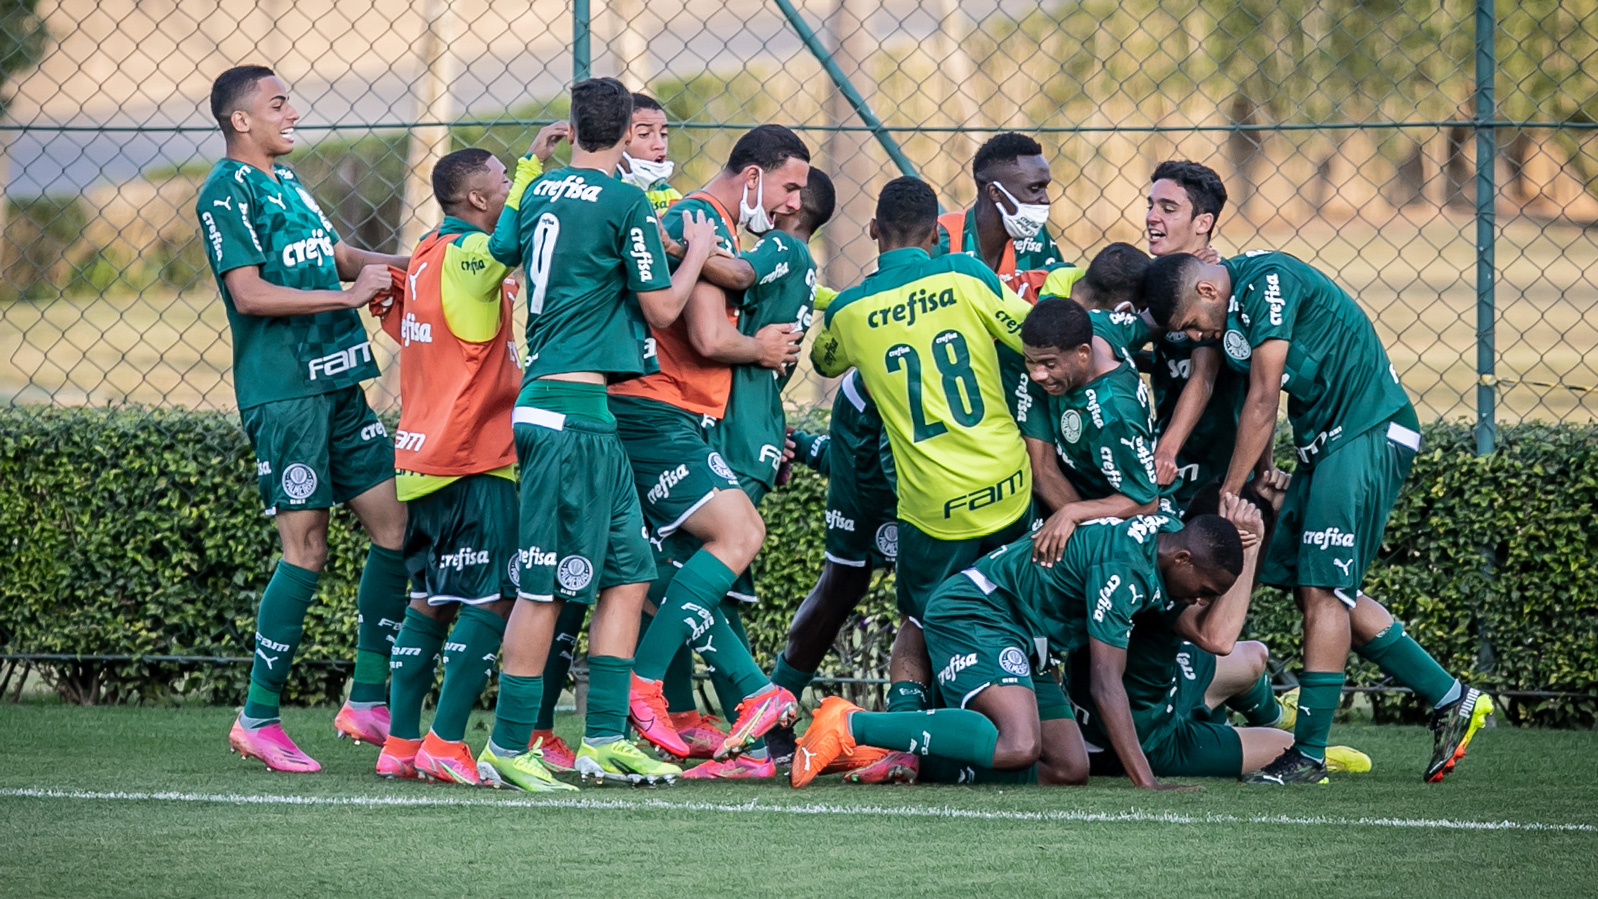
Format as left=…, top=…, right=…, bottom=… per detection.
left=425, top=593, right=504, bottom=606
left=1386, top=421, right=1421, bottom=451
left=512, top=406, right=567, bottom=431
left=840, top=371, right=868, bottom=412
left=824, top=551, right=868, bottom=568
left=656, top=489, right=717, bottom=538
left=959, top=682, right=991, bottom=709
left=962, top=568, right=998, bottom=595
left=409, top=591, right=429, bottom=601
left=726, top=589, right=758, bottom=604
left=517, top=591, right=556, bottom=602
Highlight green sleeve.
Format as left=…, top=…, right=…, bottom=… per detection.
left=1017, top=380, right=1055, bottom=442
left=1084, top=562, right=1154, bottom=649
left=621, top=195, right=673, bottom=292
left=791, top=430, right=830, bottom=473
left=196, top=176, right=266, bottom=275
left=1240, top=262, right=1301, bottom=345
left=1087, top=394, right=1160, bottom=505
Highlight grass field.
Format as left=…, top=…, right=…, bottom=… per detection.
left=1, top=704, right=1593, bottom=898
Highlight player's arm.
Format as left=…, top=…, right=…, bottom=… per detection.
left=808, top=307, right=854, bottom=378
left=685, top=280, right=801, bottom=370
left=1032, top=492, right=1155, bottom=566
left=1027, top=437, right=1078, bottom=514
left=1035, top=409, right=1160, bottom=564
left=1223, top=339, right=1287, bottom=495
left=334, top=241, right=409, bottom=279
left=634, top=207, right=718, bottom=329
left=1153, top=346, right=1219, bottom=486
left=1038, top=265, right=1084, bottom=303
left=1172, top=494, right=1264, bottom=654
left=223, top=265, right=390, bottom=316
left=790, top=430, right=830, bottom=473
left=1087, top=639, right=1187, bottom=791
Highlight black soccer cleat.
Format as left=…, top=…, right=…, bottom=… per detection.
left=1425, top=687, right=1493, bottom=784
left=1243, top=747, right=1329, bottom=785
left=764, top=720, right=798, bottom=767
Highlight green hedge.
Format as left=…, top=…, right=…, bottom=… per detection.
left=1, top=406, right=1594, bottom=726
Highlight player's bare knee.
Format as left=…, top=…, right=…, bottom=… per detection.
left=1039, top=755, right=1089, bottom=786
left=992, top=730, right=1043, bottom=770
left=1239, top=640, right=1270, bottom=679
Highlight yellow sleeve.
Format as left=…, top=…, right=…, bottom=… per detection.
left=978, top=280, right=1033, bottom=355
left=808, top=313, right=852, bottom=378
left=440, top=232, right=514, bottom=343
left=813, top=283, right=839, bottom=312
left=1039, top=265, right=1085, bottom=302
left=504, top=154, right=545, bottom=213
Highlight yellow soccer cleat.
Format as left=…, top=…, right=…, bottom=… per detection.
left=1324, top=745, right=1372, bottom=774
left=1274, top=687, right=1299, bottom=732
left=575, top=738, right=682, bottom=786
left=475, top=742, right=578, bottom=792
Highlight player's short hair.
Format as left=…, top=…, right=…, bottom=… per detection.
left=1183, top=479, right=1279, bottom=547
left=726, top=124, right=811, bottom=174
left=432, top=148, right=495, bottom=213
left=210, top=65, right=276, bottom=133
left=1180, top=513, right=1245, bottom=577
left=630, top=92, right=664, bottom=114
left=1020, top=297, right=1092, bottom=351
left=570, top=77, right=633, bottom=151
left=873, top=176, right=938, bottom=244
left=1142, top=252, right=1204, bottom=329
left=1152, top=160, right=1227, bottom=223
left=972, top=132, right=1044, bottom=185
left=1083, top=243, right=1152, bottom=310
left=797, top=168, right=837, bottom=233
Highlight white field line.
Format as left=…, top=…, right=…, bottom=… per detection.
left=0, top=787, right=1592, bottom=833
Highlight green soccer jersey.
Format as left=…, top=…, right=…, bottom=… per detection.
left=962, top=515, right=1174, bottom=654
left=1020, top=363, right=1160, bottom=505
left=811, top=248, right=1034, bottom=540
left=662, top=195, right=738, bottom=260
left=1067, top=599, right=1190, bottom=742
left=1220, top=251, right=1410, bottom=465
left=1089, top=309, right=1154, bottom=365
left=1150, top=332, right=1247, bottom=457
left=707, top=229, right=819, bottom=486
left=196, top=159, right=377, bottom=409
left=488, top=161, right=672, bottom=390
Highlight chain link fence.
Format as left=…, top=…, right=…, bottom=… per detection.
left=0, top=0, right=1594, bottom=429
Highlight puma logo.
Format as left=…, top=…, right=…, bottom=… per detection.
left=254, top=648, right=279, bottom=670
left=799, top=746, right=817, bottom=772
left=1332, top=558, right=1353, bottom=577
left=408, top=261, right=427, bottom=300
left=265, top=194, right=286, bottom=209
left=694, top=634, right=716, bottom=655
left=212, top=197, right=233, bottom=210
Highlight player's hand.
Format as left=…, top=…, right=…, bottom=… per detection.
left=1031, top=508, right=1077, bottom=567
left=679, top=209, right=719, bottom=254
left=1153, top=449, right=1179, bottom=487
left=349, top=264, right=392, bottom=307
left=1143, top=781, right=1203, bottom=792
left=1193, top=247, right=1222, bottom=265
left=1254, top=467, right=1291, bottom=512
left=658, top=221, right=686, bottom=259
left=754, top=323, right=803, bottom=371
left=1219, top=491, right=1265, bottom=550
left=529, top=122, right=570, bottom=162
left=783, top=429, right=798, bottom=463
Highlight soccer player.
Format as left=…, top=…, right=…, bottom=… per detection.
left=810, top=176, right=1036, bottom=717
left=1142, top=161, right=1249, bottom=508
left=616, top=92, right=683, bottom=214
left=472, top=77, right=718, bottom=789
left=368, top=131, right=566, bottom=783
left=1071, top=243, right=1153, bottom=315
left=664, top=167, right=838, bottom=779
left=613, top=124, right=812, bottom=763
left=1145, top=250, right=1493, bottom=784
left=197, top=65, right=413, bottom=772
left=793, top=512, right=1243, bottom=791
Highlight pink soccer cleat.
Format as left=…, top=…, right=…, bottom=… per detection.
left=333, top=702, right=390, bottom=746
left=680, top=754, right=777, bottom=780
left=717, top=684, right=799, bottom=761
left=229, top=717, right=322, bottom=773
left=628, top=674, right=691, bottom=758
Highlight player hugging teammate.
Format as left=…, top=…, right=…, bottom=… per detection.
left=199, top=64, right=1488, bottom=790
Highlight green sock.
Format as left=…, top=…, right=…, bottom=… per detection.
left=489, top=673, right=542, bottom=754
left=770, top=653, right=815, bottom=698
left=387, top=607, right=448, bottom=740
left=1355, top=621, right=1460, bottom=709
left=691, top=599, right=770, bottom=701
left=242, top=561, right=320, bottom=722
left=850, top=708, right=998, bottom=765
left=663, top=642, right=700, bottom=714
left=634, top=551, right=737, bottom=681
left=584, top=655, right=633, bottom=742
left=351, top=544, right=411, bottom=703
left=534, top=601, right=587, bottom=730
left=1292, top=671, right=1345, bottom=763
left=886, top=680, right=929, bottom=712
left=431, top=604, right=505, bottom=743
left=1227, top=672, right=1281, bottom=727
left=919, top=756, right=1038, bottom=784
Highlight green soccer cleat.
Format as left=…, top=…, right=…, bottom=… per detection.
left=475, top=743, right=578, bottom=792
left=1425, top=688, right=1494, bottom=784
left=575, top=739, right=682, bottom=786
left=1244, top=747, right=1329, bottom=785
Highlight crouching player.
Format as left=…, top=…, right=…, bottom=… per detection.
left=793, top=512, right=1245, bottom=792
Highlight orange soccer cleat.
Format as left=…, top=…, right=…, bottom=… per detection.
left=376, top=735, right=421, bottom=779
left=789, top=695, right=861, bottom=788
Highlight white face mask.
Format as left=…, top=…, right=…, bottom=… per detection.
left=619, top=153, right=673, bottom=190
left=739, top=169, right=774, bottom=235
left=993, top=182, right=1050, bottom=240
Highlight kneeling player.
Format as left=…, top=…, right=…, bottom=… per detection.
left=793, top=513, right=1244, bottom=792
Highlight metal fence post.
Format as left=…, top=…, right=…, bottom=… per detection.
left=769, top=0, right=919, bottom=179
left=1474, top=0, right=1497, bottom=455
left=573, top=0, right=591, bottom=83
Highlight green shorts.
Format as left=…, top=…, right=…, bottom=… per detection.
left=896, top=510, right=1031, bottom=622
left=610, top=395, right=740, bottom=541
left=823, top=375, right=898, bottom=570
left=512, top=408, right=654, bottom=605
left=923, top=576, right=1066, bottom=719
left=1174, top=642, right=1218, bottom=718
left=1261, top=411, right=1420, bottom=604
left=655, top=472, right=767, bottom=604
left=240, top=385, right=395, bottom=515
left=403, top=474, right=517, bottom=605
left=1140, top=713, right=1244, bottom=778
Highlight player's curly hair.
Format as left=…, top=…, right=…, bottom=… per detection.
left=726, top=124, right=810, bottom=173
left=1020, top=297, right=1092, bottom=351
left=432, top=148, right=495, bottom=213
left=1183, top=479, right=1279, bottom=551
left=1152, top=160, right=1227, bottom=223
left=972, top=132, right=1044, bottom=184
left=1082, top=243, right=1152, bottom=310
left=1178, top=513, right=1245, bottom=577
left=571, top=77, right=633, bottom=151
left=210, top=65, right=276, bottom=133
left=874, top=176, right=938, bottom=244
left=798, top=168, right=837, bottom=233
left=1142, top=252, right=1204, bottom=329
